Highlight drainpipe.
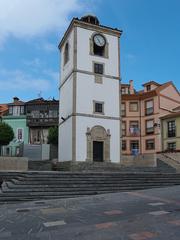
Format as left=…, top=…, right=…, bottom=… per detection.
left=139, top=100, right=142, bottom=155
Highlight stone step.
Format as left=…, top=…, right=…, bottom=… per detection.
left=14, top=173, right=180, bottom=179
left=9, top=177, right=180, bottom=185
left=2, top=172, right=180, bottom=181
left=1, top=184, right=173, bottom=196
left=20, top=174, right=180, bottom=178
left=2, top=171, right=177, bottom=175
left=1, top=171, right=180, bottom=202
left=2, top=182, right=179, bottom=193
left=7, top=178, right=180, bottom=187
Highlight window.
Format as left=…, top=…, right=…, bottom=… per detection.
left=146, top=85, right=151, bottom=91
left=167, top=142, right=176, bottom=151
left=17, top=128, right=23, bottom=141
left=13, top=106, right=21, bottom=116
left=146, top=119, right=154, bottom=134
left=94, top=101, right=104, bottom=114
left=94, top=63, right=103, bottom=74
left=167, top=120, right=176, bottom=138
left=122, top=121, right=126, bottom=136
left=121, top=87, right=129, bottom=95
left=20, top=106, right=24, bottom=115
left=9, top=106, right=13, bottom=115
left=129, top=121, right=140, bottom=136
left=145, top=100, right=154, bottom=115
left=121, top=87, right=126, bottom=94
left=121, top=103, right=126, bottom=116
left=129, top=102, right=138, bottom=112
left=64, top=42, right=69, bottom=65
left=130, top=140, right=139, bottom=152
left=122, top=140, right=126, bottom=151
left=146, top=139, right=155, bottom=150
left=49, top=110, right=58, bottom=118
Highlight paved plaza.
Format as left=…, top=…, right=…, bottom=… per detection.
left=1, top=186, right=180, bottom=239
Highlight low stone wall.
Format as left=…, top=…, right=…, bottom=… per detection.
left=0, top=157, right=28, bottom=171
left=53, top=154, right=157, bottom=171
left=52, top=160, right=123, bottom=171
left=121, top=154, right=157, bottom=167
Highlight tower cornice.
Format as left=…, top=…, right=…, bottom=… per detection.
left=58, top=18, right=123, bottom=50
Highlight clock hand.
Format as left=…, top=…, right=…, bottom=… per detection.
left=97, top=37, right=101, bottom=45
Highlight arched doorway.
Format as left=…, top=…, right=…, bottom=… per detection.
left=86, top=126, right=111, bottom=162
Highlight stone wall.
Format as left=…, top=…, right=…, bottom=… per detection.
left=121, top=154, right=157, bottom=167
left=0, top=157, right=28, bottom=171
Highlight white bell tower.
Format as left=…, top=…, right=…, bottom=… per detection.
left=58, top=15, right=122, bottom=166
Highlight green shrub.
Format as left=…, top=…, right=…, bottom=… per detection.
left=47, top=126, right=58, bottom=145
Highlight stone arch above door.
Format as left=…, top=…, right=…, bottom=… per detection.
left=86, top=125, right=111, bottom=162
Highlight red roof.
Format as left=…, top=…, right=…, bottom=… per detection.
left=0, top=104, right=8, bottom=116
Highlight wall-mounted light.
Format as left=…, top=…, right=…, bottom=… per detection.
left=61, top=117, right=66, bottom=121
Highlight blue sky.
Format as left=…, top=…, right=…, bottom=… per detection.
left=0, top=0, right=180, bottom=103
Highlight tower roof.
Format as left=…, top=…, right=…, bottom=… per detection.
left=81, top=14, right=99, bottom=25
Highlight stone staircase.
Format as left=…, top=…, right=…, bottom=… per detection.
left=1, top=171, right=180, bottom=202
left=157, top=154, right=180, bottom=172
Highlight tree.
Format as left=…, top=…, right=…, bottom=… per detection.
left=0, top=122, right=14, bottom=155
left=47, top=126, right=58, bottom=145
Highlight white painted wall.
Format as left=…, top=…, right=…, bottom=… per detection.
left=59, top=21, right=121, bottom=163
left=76, top=72, right=120, bottom=117
left=76, top=116, right=120, bottom=163
left=59, top=75, right=73, bottom=123
left=76, top=27, right=119, bottom=78
left=60, top=29, right=74, bottom=83
left=59, top=118, right=72, bottom=161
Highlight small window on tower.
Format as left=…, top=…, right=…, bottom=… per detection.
left=64, top=42, right=69, bottom=65
left=94, top=63, right=104, bottom=74
left=93, top=101, right=104, bottom=114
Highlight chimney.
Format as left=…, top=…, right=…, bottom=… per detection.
left=129, top=80, right=134, bottom=94
left=13, top=97, right=19, bottom=103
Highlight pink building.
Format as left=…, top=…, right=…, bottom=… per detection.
left=121, top=80, right=180, bottom=155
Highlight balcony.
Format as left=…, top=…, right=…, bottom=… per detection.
left=27, top=117, right=59, bottom=127
left=129, top=127, right=140, bottom=136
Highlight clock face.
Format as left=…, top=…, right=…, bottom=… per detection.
left=94, top=34, right=106, bottom=47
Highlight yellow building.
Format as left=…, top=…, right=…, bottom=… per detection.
left=161, top=112, right=180, bottom=151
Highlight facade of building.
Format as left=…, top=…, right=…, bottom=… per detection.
left=121, top=80, right=180, bottom=155
left=26, top=98, right=59, bottom=144
left=161, top=111, right=180, bottom=151
left=2, top=97, right=29, bottom=144
left=58, top=15, right=122, bottom=163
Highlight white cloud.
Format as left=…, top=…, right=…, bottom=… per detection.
left=23, top=58, right=42, bottom=68
left=0, top=0, right=85, bottom=46
left=0, top=68, right=53, bottom=91
left=42, top=42, right=57, bottom=52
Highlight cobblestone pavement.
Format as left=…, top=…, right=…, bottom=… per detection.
left=1, top=186, right=180, bottom=239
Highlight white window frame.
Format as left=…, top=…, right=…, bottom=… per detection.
left=16, top=128, right=24, bottom=142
